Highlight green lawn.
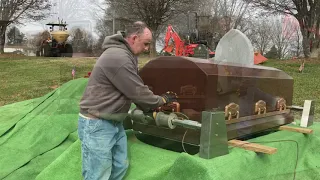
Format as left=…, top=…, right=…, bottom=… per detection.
left=263, top=59, right=320, bottom=120
left=0, top=57, right=96, bottom=106
left=0, top=56, right=150, bottom=106
left=0, top=56, right=319, bottom=120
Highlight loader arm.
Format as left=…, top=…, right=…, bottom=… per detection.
left=163, top=25, right=185, bottom=56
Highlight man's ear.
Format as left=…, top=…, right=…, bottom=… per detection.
left=132, top=35, right=138, bottom=42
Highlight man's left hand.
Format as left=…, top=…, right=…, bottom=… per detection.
left=161, top=91, right=178, bottom=104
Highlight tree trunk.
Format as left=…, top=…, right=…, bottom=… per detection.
left=301, top=33, right=311, bottom=58
left=149, top=40, right=157, bottom=57
left=295, top=11, right=319, bottom=58
left=277, top=47, right=282, bottom=59
left=311, top=36, right=320, bottom=56
left=299, top=21, right=312, bottom=58
left=296, top=13, right=320, bottom=58
left=148, top=26, right=159, bottom=58
left=0, top=25, right=7, bottom=54
left=295, top=30, right=302, bottom=57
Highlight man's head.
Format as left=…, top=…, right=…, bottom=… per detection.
left=124, top=21, right=152, bottom=55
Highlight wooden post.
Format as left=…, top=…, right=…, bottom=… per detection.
left=279, top=125, right=313, bottom=134
left=228, top=140, right=277, bottom=154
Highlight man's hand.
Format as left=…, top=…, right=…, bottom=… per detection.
left=161, top=91, right=178, bottom=104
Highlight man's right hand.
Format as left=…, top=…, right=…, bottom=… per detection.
left=161, top=91, right=178, bottom=104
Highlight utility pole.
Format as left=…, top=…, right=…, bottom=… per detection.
left=187, top=11, right=190, bottom=34
left=112, top=10, right=116, bottom=34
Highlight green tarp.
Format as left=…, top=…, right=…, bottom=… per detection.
left=0, top=78, right=319, bottom=180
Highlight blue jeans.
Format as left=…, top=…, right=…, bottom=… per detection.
left=78, top=114, right=129, bottom=180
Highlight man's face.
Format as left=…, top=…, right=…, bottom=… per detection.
left=128, top=28, right=152, bottom=55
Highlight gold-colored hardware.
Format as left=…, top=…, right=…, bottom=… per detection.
left=255, top=100, right=266, bottom=115
left=225, top=103, right=240, bottom=120
left=276, top=98, right=286, bottom=111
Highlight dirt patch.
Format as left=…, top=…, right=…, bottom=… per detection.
left=50, top=85, right=60, bottom=89
left=72, top=53, right=97, bottom=58
left=0, top=53, right=26, bottom=58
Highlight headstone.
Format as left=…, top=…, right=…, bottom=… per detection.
left=215, top=29, right=254, bottom=66
left=193, top=44, right=209, bottom=59
left=214, top=29, right=255, bottom=115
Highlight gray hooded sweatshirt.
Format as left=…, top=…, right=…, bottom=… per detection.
left=79, top=34, right=164, bottom=121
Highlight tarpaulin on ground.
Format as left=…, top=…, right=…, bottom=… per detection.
left=0, top=78, right=319, bottom=180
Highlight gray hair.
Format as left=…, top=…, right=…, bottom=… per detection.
left=124, top=21, right=149, bottom=38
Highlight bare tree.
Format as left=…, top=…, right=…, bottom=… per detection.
left=215, top=0, right=251, bottom=31
left=70, top=27, right=94, bottom=54
left=269, top=16, right=293, bottom=59
left=247, top=0, right=320, bottom=58
left=94, top=14, right=113, bottom=54
left=94, top=6, right=136, bottom=55
left=195, top=0, right=252, bottom=34
left=0, top=0, right=52, bottom=53
left=6, top=26, right=25, bottom=45
left=291, top=28, right=303, bottom=58
left=282, top=14, right=303, bottom=58
left=96, top=0, right=252, bottom=55
left=249, top=17, right=272, bottom=55
left=24, top=30, right=50, bottom=56
left=191, top=0, right=253, bottom=49
left=103, top=0, right=197, bottom=57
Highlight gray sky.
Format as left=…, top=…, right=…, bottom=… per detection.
left=19, top=0, right=105, bottom=38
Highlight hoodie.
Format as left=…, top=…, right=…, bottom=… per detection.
left=79, top=34, right=164, bottom=122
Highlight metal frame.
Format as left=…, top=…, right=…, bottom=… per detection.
left=199, top=111, right=229, bottom=159
left=130, top=109, right=230, bottom=159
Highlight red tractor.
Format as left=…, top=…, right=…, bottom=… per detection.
left=161, top=25, right=215, bottom=58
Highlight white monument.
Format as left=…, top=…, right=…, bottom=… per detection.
left=215, top=29, right=254, bottom=66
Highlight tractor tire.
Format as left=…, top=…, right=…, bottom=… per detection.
left=43, top=44, right=52, bottom=57
left=52, top=50, right=59, bottom=57
left=62, top=44, right=73, bottom=57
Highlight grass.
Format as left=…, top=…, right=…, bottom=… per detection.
left=0, top=57, right=96, bottom=106
left=262, top=58, right=320, bottom=120
left=0, top=56, right=150, bottom=106
left=0, top=56, right=319, bottom=120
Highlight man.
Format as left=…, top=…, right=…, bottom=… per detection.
left=78, top=21, right=177, bottom=180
